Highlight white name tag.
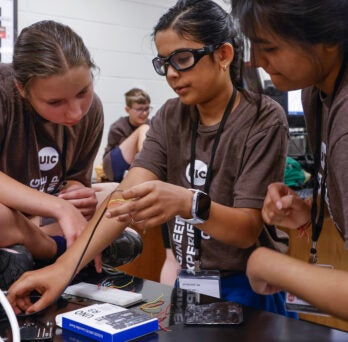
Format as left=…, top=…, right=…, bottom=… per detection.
left=178, top=269, right=221, bottom=298
left=285, top=292, right=329, bottom=316
left=286, top=264, right=333, bottom=316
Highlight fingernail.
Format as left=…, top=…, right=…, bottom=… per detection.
left=276, top=201, right=282, bottom=210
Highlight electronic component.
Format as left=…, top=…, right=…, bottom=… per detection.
left=184, top=301, right=243, bottom=325
left=19, top=322, right=54, bottom=341
left=64, top=282, right=143, bottom=307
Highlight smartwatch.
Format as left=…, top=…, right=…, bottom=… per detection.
left=177, top=189, right=211, bottom=225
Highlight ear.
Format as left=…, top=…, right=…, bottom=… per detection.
left=324, top=43, right=341, bottom=53
left=15, top=81, right=27, bottom=98
left=125, top=106, right=131, bottom=115
left=216, top=43, right=234, bottom=71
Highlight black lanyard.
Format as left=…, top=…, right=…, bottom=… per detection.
left=55, top=126, right=68, bottom=193
left=190, top=87, right=237, bottom=265
left=309, top=58, right=347, bottom=263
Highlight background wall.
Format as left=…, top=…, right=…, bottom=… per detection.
left=17, top=0, right=231, bottom=176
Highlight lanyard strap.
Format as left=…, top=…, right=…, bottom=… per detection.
left=190, top=87, right=237, bottom=262
left=57, top=126, right=68, bottom=192
left=309, top=104, right=327, bottom=263
left=309, top=58, right=346, bottom=263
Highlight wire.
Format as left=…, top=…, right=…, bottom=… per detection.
left=98, top=275, right=135, bottom=289
left=63, top=190, right=125, bottom=291
left=17, top=189, right=123, bottom=317
left=0, top=289, right=20, bottom=341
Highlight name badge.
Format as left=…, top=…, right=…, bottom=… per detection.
left=286, top=264, right=333, bottom=315
left=178, top=269, right=221, bottom=298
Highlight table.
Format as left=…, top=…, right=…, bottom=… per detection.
left=1, top=270, right=347, bottom=342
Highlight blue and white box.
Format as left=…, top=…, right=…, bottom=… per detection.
left=56, top=303, right=158, bottom=342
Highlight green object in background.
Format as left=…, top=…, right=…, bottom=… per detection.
left=284, top=156, right=306, bottom=188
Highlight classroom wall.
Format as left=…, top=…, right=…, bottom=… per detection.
left=17, top=0, right=231, bottom=177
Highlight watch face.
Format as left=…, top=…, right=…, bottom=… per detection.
left=196, top=191, right=211, bottom=221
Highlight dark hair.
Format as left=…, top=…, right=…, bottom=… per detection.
left=153, top=0, right=245, bottom=89
left=13, top=20, right=97, bottom=93
left=231, top=0, right=348, bottom=56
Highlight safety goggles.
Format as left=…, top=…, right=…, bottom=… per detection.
left=152, top=44, right=221, bottom=76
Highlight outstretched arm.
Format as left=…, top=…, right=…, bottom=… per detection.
left=246, top=247, right=348, bottom=320
left=106, top=180, right=264, bottom=248
left=7, top=167, right=157, bottom=314
left=0, top=172, right=87, bottom=247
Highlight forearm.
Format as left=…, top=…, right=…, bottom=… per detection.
left=56, top=197, right=127, bottom=274
left=56, top=167, right=157, bottom=273
left=248, top=247, right=348, bottom=320
left=110, top=177, right=263, bottom=248
left=199, top=204, right=263, bottom=248
left=116, top=167, right=158, bottom=191
left=0, top=171, right=67, bottom=218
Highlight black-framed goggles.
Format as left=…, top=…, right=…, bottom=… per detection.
left=152, top=43, right=222, bottom=76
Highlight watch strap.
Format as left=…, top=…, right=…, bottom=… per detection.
left=176, top=189, right=209, bottom=225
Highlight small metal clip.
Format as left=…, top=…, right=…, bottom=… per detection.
left=194, top=260, right=201, bottom=273
left=194, top=249, right=201, bottom=273
left=309, top=241, right=318, bottom=264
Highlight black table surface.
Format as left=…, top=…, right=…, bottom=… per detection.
left=1, top=269, right=348, bottom=342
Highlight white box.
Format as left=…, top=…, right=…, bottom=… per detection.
left=56, top=303, right=158, bottom=342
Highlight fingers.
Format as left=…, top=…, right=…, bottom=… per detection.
left=6, top=273, right=43, bottom=314
left=266, top=183, right=293, bottom=209
left=262, top=183, right=297, bottom=225
left=8, top=270, right=66, bottom=315
left=94, top=254, right=103, bottom=273
left=262, top=196, right=293, bottom=224
left=130, top=217, right=161, bottom=231
left=79, top=207, right=97, bottom=220
left=105, top=190, right=146, bottom=219
left=105, top=197, right=134, bottom=219
left=121, top=183, right=150, bottom=200
left=8, top=291, right=33, bottom=315
left=106, top=197, right=164, bottom=230
left=61, top=197, right=98, bottom=214
left=59, top=187, right=98, bottom=221
left=105, top=181, right=174, bottom=228
left=23, top=293, right=54, bottom=314
left=59, top=187, right=98, bottom=208
left=65, top=231, right=79, bottom=248
left=59, top=184, right=95, bottom=197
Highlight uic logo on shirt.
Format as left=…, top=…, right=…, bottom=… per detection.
left=38, top=147, right=59, bottom=171
left=185, top=160, right=207, bottom=186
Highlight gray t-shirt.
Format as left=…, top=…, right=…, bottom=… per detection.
left=302, top=64, right=348, bottom=246
left=0, top=63, right=104, bottom=193
left=133, top=92, right=288, bottom=272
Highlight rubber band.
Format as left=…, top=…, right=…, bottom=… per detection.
left=140, top=294, right=171, bottom=332
left=107, top=198, right=129, bottom=208
left=140, top=294, right=165, bottom=313
left=158, top=304, right=171, bottom=332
